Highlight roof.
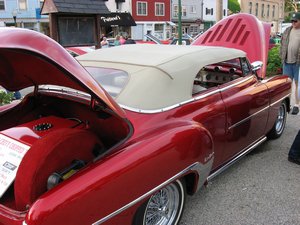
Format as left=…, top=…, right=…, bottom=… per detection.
left=77, top=44, right=246, bottom=110
left=41, top=0, right=110, bottom=15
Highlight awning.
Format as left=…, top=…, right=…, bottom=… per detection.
left=167, top=21, right=177, bottom=26
left=100, top=13, right=136, bottom=26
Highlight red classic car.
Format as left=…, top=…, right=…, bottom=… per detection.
left=0, top=14, right=291, bottom=225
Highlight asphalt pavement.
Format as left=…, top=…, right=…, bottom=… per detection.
left=179, top=113, right=300, bottom=225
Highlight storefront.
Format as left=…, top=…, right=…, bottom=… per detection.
left=99, top=12, right=136, bottom=38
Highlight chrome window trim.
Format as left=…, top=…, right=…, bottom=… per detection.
left=91, top=162, right=203, bottom=225
left=228, top=94, right=290, bottom=130
left=38, top=86, right=91, bottom=99
left=120, top=76, right=255, bottom=114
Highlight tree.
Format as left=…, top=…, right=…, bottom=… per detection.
left=284, top=0, right=299, bottom=21
left=228, top=0, right=241, bottom=15
left=285, top=0, right=299, bottom=12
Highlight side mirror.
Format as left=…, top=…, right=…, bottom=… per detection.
left=251, top=61, right=263, bottom=72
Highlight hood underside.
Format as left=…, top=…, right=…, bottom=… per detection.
left=192, top=13, right=271, bottom=78
left=0, top=27, right=125, bottom=118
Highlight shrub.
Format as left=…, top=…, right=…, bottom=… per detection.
left=0, top=91, right=13, bottom=106
left=266, top=45, right=282, bottom=77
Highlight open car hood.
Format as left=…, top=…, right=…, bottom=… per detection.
left=0, top=28, right=126, bottom=118
left=192, top=13, right=271, bottom=78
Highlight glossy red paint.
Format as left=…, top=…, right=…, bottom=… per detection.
left=13, top=74, right=289, bottom=225
left=193, top=13, right=270, bottom=78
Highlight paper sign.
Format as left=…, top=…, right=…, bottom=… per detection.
left=0, top=134, right=30, bottom=198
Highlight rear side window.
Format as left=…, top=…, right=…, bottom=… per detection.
left=85, top=67, right=129, bottom=98
left=192, top=57, right=244, bottom=95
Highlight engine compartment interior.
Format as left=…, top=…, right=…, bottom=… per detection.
left=0, top=92, right=130, bottom=211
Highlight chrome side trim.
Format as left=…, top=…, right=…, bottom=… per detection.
left=228, top=94, right=290, bottom=130
left=218, top=75, right=254, bottom=92
left=120, top=76, right=254, bottom=114
left=270, top=94, right=291, bottom=107
left=207, top=136, right=267, bottom=182
left=92, top=162, right=204, bottom=225
left=228, top=106, right=268, bottom=130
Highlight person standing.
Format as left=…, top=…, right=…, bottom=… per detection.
left=280, top=12, right=300, bottom=115
left=124, top=36, right=136, bottom=44
left=281, top=13, right=300, bottom=165
left=114, top=35, right=121, bottom=46
left=100, top=37, right=109, bottom=48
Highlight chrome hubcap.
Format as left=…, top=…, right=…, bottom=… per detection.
left=275, top=104, right=285, bottom=134
left=144, top=183, right=181, bottom=225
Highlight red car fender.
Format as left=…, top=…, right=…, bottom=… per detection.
left=24, top=122, right=213, bottom=225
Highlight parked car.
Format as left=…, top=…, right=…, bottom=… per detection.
left=0, top=13, right=291, bottom=225
left=66, top=46, right=95, bottom=57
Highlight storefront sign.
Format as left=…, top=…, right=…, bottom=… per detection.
left=99, top=13, right=136, bottom=26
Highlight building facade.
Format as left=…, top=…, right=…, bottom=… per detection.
left=238, top=0, right=285, bottom=33
left=0, top=0, right=231, bottom=41
left=130, top=0, right=172, bottom=41
left=0, top=0, right=48, bottom=34
left=171, top=0, right=228, bottom=37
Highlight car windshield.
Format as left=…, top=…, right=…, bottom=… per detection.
left=85, top=67, right=129, bottom=98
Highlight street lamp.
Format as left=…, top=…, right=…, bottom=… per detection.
left=178, top=0, right=182, bottom=45
left=12, top=9, right=17, bottom=27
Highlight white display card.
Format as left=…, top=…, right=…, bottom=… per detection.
left=0, top=134, right=30, bottom=198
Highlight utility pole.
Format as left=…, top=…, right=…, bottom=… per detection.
left=178, top=0, right=182, bottom=45
left=216, top=0, right=223, bottom=22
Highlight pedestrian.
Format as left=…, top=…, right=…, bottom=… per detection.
left=100, top=33, right=106, bottom=43
left=119, top=35, right=126, bottom=45
left=280, top=12, right=300, bottom=115
left=114, top=35, right=121, bottom=46
left=100, top=36, right=109, bottom=48
left=282, top=12, right=300, bottom=165
left=124, top=36, right=136, bottom=44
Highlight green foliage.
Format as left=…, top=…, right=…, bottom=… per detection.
left=266, top=46, right=282, bottom=77
left=0, top=91, right=13, bottom=106
left=228, top=0, right=241, bottom=14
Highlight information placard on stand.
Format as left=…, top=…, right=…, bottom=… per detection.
left=0, top=134, right=30, bottom=198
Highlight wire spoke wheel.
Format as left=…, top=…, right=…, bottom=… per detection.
left=134, top=180, right=185, bottom=225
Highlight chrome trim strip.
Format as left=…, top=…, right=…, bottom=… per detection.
left=92, top=162, right=202, bottom=225
left=207, top=136, right=267, bottom=182
left=228, top=94, right=290, bottom=130
left=228, top=106, right=268, bottom=130
left=120, top=76, right=254, bottom=114
left=270, top=94, right=291, bottom=107
left=219, top=75, right=254, bottom=92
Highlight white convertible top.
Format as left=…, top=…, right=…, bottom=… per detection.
left=77, top=44, right=246, bottom=110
